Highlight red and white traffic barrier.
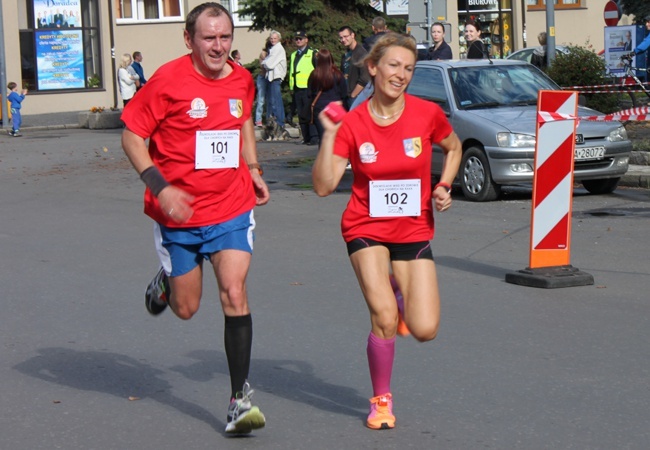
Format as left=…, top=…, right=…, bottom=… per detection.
left=530, top=90, right=576, bottom=267
left=506, top=90, right=594, bottom=288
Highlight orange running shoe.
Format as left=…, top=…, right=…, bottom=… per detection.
left=389, top=275, right=410, bottom=337
left=397, top=311, right=410, bottom=337
left=366, top=393, right=395, bottom=430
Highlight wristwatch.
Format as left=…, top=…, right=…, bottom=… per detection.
left=248, top=163, right=263, bottom=176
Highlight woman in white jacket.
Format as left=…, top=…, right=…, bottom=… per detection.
left=118, top=53, right=139, bottom=107
left=262, top=31, right=287, bottom=128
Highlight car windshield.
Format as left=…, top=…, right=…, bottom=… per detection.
left=450, top=64, right=559, bottom=109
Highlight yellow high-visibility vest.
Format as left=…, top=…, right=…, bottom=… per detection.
left=290, top=48, right=315, bottom=90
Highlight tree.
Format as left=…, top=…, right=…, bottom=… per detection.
left=238, top=0, right=406, bottom=64
left=545, top=45, right=620, bottom=114
left=620, top=0, right=650, bottom=23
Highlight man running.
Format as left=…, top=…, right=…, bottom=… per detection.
left=121, top=2, right=269, bottom=435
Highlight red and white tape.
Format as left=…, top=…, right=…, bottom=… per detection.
left=538, top=106, right=650, bottom=123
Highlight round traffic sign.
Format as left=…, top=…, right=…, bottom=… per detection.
left=604, top=0, right=620, bottom=27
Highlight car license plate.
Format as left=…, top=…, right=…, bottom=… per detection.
left=574, top=146, right=605, bottom=160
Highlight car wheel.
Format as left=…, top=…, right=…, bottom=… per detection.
left=460, top=146, right=500, bottom=202
left=581, top=178, right=620, bottom=195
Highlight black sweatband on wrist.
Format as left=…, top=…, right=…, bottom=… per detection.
left=140, top=166, right=170, bottom=197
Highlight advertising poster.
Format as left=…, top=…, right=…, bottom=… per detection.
left=370, top=1, right=384, bottom=12
left=386, top=0, right=408, bottom=16
left=33, top=0, right=82, bottom=29
left=604, top=25, right=637, bottom=76
left=36, top=30, right=85, bottom=90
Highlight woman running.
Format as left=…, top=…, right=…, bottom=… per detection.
left=312, top=32, right=462, bottom=430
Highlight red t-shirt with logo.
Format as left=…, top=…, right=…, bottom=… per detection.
left=333, top=94, right=453, bottom=243
left=121, top=56, right=256, bottom=228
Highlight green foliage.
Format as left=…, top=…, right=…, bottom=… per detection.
left=239, top=0, right=405, bottom=67
left=87, top=74, right=101, bottom=88
left=545, top=45, right=620, bottom=114
left=238, top=0, right=406, bottom=119
left=620, top=0, right=650, bottom=23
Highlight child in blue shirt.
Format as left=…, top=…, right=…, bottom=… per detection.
left=7, top=82, right=28, bottom=137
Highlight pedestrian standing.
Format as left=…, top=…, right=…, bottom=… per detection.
left=464, top=20, right=486, bottom=59
left=255, top=48, right=268, bottom=127
left=121, top=2, right=269, bottom=435
left=231, top=49, right=243, bottom=65
left=427, top=22, right=453, bottom=60
left=362, top=16, right=389, bottom=52
left=306, top=48, right=347, bottom=144
left=338, top=26, right=370, bottom=110
left=531, top=32, right=548, bottom=69
left=118, top=53, right=139, bottom=107
left=6, top=82, right=27, bottom=137
left=262, top=30, right=287, bottom=129
left=289, top=30, right=318, bottom=145
left=312, top=32, right=462, bottom=431
left=131, top=51, right=147, bottom=90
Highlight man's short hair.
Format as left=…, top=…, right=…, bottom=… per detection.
left=132, top=51, right=142, bottom=59
left=372, top=17, right=386, bottom=31
left=338, top=26, right=355, bottom=35
left=185, top=2, right=233, bottom=40
left=538, top=31, right=547, bottom=45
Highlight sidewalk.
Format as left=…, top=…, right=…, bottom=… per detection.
left=10, top=111, right=302, bottom=141
left=7, top=111, right=650, bottom=189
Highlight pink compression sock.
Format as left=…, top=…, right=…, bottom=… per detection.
left=367, top=332, right=396, bottom=396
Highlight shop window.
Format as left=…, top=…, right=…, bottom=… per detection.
left=117, top=0, right=183, bottom=22
left=527, top=0, right=583, bottom=10
left=457, top=1, right=514, bottom=58
left=20, top=0, right=103, bottom=91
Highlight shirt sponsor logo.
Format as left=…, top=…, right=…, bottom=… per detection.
left=229, top=99, right=243, bottom=118
left=187, top=98, right=209, bottom=119
left=359, top=142, right=378, bottom=163
left=403, top=137, right=422, bottom=158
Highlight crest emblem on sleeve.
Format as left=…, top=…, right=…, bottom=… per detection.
left=229, top=99, right=243, bottom=118
left=403, top=137, right=422, bottom=158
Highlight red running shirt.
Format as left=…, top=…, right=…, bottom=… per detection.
left=122, top=56, right=256, bottom=228
left=333, top=94, right=453, bottom=243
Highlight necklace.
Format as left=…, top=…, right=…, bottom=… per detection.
left=369, top=99, right=405, bottom=120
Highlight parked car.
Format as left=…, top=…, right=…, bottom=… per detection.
left=406, top=59, right=631, bottom=201
left=416, top=42, right=429, bottom=61
left=507, top=45, right=568, bottom=64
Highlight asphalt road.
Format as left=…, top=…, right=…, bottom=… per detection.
left=1, top=129, right=649, bottom=449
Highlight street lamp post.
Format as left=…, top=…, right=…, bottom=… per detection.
left=0, top=0, right=10, bottom=131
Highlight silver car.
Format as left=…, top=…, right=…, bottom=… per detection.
left=406, top=59, right=631, bottom=201
left=507, top=45, right=568, bottom=64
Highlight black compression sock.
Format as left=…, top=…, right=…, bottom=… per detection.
left=224, top=313, right=253, bottom=399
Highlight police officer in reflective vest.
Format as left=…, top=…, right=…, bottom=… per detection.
left=290, top=30, right=318, bottom=145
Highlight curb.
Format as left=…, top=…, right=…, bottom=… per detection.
left=620, top=168, right=650, bottom=188
left=20, top=124, right=301, bottom=141
left=23, top=124, right=82, bottom=131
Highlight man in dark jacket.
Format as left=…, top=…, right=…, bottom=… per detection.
left=362, top=17, right=389, bottom=52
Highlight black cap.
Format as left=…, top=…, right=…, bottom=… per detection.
left=295, top=31, right=308, bottom=39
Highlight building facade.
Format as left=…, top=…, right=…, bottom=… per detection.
left=0, top=0, right=636, bottom=115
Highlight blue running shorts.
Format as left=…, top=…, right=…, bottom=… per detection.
left=153, top=210, right=255, bottom=277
